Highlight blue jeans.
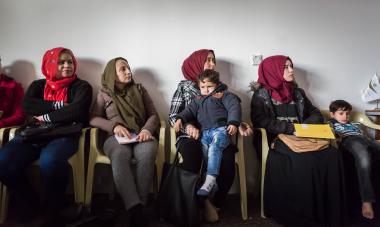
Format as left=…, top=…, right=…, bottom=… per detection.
left=0, top=135, right=79, bottom=210
left=201, top=126, right=230, bottom=176
left=341, top=136, right=380, bottom=202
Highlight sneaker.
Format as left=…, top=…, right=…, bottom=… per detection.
left=197, top=175, right=217, bottom=197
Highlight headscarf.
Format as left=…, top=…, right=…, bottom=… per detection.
left=101, top=57, right=146, bottom=133
left=42, top=47, right=78, bottom=102
left=258, top=55, right=294, bottom=103
left=181, top=49, right=214, bottom=82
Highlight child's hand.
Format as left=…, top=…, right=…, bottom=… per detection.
left=174, top=119, right=182, bottom=133
left=227, top=125, right=237, bottom=135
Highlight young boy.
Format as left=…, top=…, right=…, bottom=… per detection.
left=329, top=99, right=380, bottom=219
left=174, top=69, right=241, bottom=196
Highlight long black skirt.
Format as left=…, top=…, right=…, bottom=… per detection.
left=264, top=140, right=347, bottom=227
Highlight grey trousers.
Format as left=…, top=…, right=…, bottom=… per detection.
left=103, top=136, right=157, bottom=210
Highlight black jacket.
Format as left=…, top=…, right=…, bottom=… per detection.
left=250, top=87, right=323, bottom=142
left=23, top=78, right=92, bottom=125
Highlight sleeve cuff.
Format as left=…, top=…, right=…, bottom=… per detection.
left=228, top=120, right=241, bottom=127
left=53, top=101, right=64, bottom=110
left=42, top=114, right=51, bottom=122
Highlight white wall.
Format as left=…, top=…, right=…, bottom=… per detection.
left=1, top=0, right=380, bottom=193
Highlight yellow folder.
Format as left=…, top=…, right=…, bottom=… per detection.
left=294, top=123, right=335, bottom=139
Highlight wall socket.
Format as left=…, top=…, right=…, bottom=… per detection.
left=252, top=54, right=263, bottom=65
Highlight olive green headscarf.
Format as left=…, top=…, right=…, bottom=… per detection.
left=101, top=57, right=146, bottom=133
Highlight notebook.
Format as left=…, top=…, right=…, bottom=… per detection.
left=294, top=123, right=335, bottom=139
left=115, top=133, right=138, bottom=144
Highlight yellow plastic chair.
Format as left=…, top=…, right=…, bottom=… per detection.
left=259, top=110, right=380, bottom=218
left=84, top=121, right=165, bottom=210
left=0, top=127, right=88, bottom=223
left=169, top=127, right=248, bottom=220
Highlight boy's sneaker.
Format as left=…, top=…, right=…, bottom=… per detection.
left=197, top=175, right=217, bottom=197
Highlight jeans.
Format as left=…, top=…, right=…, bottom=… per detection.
left=201, top=126, right=230, bottom=176
left=341, top=136, right=380, bottom=202
left=0, top=135, right=79, bottom=211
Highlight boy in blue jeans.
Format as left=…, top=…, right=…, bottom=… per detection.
left=174, top=69, right=241, bottom=196
left=329, top=99, right=380, bottom=219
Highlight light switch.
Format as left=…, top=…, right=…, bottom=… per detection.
left=252, top=54, right=263, bottom=65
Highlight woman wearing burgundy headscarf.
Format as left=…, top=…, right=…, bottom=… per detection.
left=0, top=56, right=25, bottom=127
left=0, top=47, right=92, bottom=225
left=168, top=49, right=252, bottom=222
left=251, top=55, right=346, bottom=226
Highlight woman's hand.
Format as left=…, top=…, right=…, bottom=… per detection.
left=185, top=124, right=200, bottom=140
left=33, top=115, right=44, bottom=122
left=174, top=119, right=182, bottom=133
left=113, top=124, right=131, bottom=138
left=137, top=130, right=153, bottom=142
left=239, top=122, right=253, bottom=137
left=227, top=125, right=237, bottom=135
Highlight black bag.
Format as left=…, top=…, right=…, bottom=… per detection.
left=18, top=121, right=83, bottom=142
left=157, top=148, right=203, bottom=227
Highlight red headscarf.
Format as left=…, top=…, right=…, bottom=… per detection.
left=258, top=55, right=294, bottom=103
left=181, top=49, right=214, bottom=82
left=42, top=47, right=78, bottom=102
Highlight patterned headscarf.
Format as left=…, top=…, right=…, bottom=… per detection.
left=42, top=47, right=77, bottom=102
left=258, top=55, right=294, bottom=103
left=181, top=49, right=214, bottom=82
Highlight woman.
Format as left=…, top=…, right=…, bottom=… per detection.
left=0, top=47, right=92, bottom=225
left=168, top=49, right=252, bottom=222
left=0, top=56, right=24, bottom=127
left=90, top=57, right=159, bottom=227
left=250, top=55, right=346, bottom=226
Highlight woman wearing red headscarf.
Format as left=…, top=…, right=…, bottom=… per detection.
left=168, top=49, right=252, bottom=224
left=0, top=47, right=92, bottom=225
left=0, top=56, right=24, bottom=127
left=251, top=55, right=346, bottom=226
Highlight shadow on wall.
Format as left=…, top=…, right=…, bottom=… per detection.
left=217, top=60, right=259, bottom=195
left=76, top=58, right=104, bottom=105
left=133, top=68, right=169, bottom=122
left=4, top=60, right=37, bottom=90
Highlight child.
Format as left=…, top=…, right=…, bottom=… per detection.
left=174, top=69, right=241, bottom=196
left=329, top=99, right=380, bottom=219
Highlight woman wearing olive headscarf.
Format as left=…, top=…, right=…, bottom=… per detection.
left=90, top=57, right=159, bottom=227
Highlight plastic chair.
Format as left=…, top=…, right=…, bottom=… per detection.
left=169, top=127, right=248, bottom=220
left=259, top=110, right=380, bottom=218
left=0, top=127, right=88, bottom=223
left=84, top=121, right=165, bottom=210
left=0, top=127, right=12, bottom=223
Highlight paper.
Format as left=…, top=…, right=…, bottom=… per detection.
left=294, top=123, right=335, bottom=139
left=115, top=133, right=138, bottom=144
left=361, top=73, right=380, bottom=102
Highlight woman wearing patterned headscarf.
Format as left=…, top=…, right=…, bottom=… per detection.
left=250, top=55, right=346, bottom=226
left=0, top=47, right=92, bottom=225
left=90, top=57, right=159, bottom=227
left=168, top=49, right=252, bottom=223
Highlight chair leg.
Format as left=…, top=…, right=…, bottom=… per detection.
left=260, top=128, right=269, bottom=218
left=0, top=185, right=8, bottom=223
left=236, top=151, right=248, bottom=220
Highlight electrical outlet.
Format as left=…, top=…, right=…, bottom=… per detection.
left=252, top=54, right=262, bottom=65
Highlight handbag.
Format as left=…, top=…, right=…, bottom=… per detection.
left=277, top=134, right=330, bottom=152
left=18, top=121, right=83, bottom=142
left=156, top=148, right=203, bottom=227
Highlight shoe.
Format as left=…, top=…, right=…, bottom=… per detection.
left=197, top=175, right=217, bottom=197
left=203, top=199, right=219, bottom=223
left=129, top=204, right=149, bottom=227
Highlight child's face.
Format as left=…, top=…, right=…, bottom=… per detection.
left=199, top=79, right=217, bottom=95
left=330, top=109, right=350, bottom=124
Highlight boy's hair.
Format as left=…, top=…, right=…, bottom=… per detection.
left=329, top=100, right=352, bottom=113
left=198, top=69, right=220, bottom=84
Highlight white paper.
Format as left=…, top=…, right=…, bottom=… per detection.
left=115, top=133, right=138, bottom=144
left=361, top=73, right=380, bottom=102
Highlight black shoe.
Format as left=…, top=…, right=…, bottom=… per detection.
left=129, top=204, right=149, bottom=227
